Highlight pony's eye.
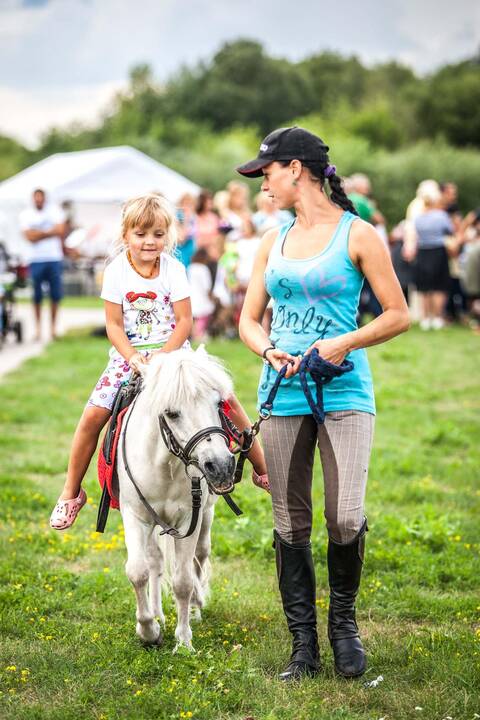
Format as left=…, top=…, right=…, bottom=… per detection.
left=165, top=410, right=180, bottom=420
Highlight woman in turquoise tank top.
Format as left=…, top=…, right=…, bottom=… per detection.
left=237, top=127, right=410, bottom=681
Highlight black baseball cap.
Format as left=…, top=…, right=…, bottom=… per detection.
left=236, top=126, right=329, bottom=178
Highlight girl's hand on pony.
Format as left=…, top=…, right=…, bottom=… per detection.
left=128, top=351, right=147, bottom=374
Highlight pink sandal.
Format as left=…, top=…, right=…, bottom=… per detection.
left=50, top=488, right=87, bottom=530
left=252, top=470, right=270, bottom=494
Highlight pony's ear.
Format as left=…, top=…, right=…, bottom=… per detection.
left=195, top=343, right=208, bottom=359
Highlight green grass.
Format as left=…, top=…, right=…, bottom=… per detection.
left=0, top=328, right=479, bottom=719
left=18, top=294, right=104, bottom=309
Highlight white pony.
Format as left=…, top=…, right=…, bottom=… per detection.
left=117, top=346, right=235, bottom=651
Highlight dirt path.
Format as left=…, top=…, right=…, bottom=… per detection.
left=0, top=303, right=104, bottom=380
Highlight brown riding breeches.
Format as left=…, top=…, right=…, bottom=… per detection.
left=261, top=411, right=375, bottom=545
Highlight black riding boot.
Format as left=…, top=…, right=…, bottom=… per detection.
left=327, top=518, right=368, bottom=678
left=274, top=530, right=320, bottom=681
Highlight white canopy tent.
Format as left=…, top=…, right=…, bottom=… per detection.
left=0, top=146, right=200, bottom=260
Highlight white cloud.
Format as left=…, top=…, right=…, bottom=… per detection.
left=0, top=0, right=478, bottom=146
left=0, top=81, right=122, bottom=147
left=394, top=0, right=480, bottom=71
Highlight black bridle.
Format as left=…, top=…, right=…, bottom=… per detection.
left=158, top=414, right=232, bottom=493
left=121, top=395, right=243, bottom=539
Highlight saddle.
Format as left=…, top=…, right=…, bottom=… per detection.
left=96, top=375, right=143, bottom=532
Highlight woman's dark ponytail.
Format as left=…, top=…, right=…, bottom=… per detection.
left=279, top=136, right=359, bottom=215
left=326, top=172, right=358, bottom=215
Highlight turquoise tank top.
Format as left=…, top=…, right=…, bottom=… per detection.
left=258, top=212, right=375, bottom=416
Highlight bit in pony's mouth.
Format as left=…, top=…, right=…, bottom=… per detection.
left=208, top=480, right=235, bottom=495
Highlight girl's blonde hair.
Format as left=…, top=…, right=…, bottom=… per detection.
left=110, top=193, right=178, bottom=260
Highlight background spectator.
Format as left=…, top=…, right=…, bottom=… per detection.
left=389, top=220, right=414, bottom=304
left=459, top=209, right=480, bottom=328
left=195, top=190, right=221, bottom=258
left=252, top=193, right=293, bottom=235
left=440, top=181, right=467, bottom=323
left=176, top=193, right=197, bottom=267
left=348, top=173, right=385, bottom=319
left=224, top=181, right=251, bottom=242
left=187, top=248, right=216, bottom=342
left=413, top=182, right=453, bottom=330
left=348, top=173, right=385, bottom=226
left=19, top=188, right=66, bottom=341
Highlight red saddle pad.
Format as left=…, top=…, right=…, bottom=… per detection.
left=97, top=406, right=130, bottom=511
left=97, top=400, right=234, bottom=511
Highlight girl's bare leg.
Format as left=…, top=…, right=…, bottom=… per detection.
left=59, top=405, right=111, bottom=499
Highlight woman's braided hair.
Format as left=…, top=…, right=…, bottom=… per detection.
left=322, top=170, right=358, bottom=215
left=280, top=140, right=358, bottom=215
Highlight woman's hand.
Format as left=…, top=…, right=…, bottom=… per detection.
left=305, top=336, right=350, bottom=366
left=265, top=348, right=302, bottom=378
left=128, top=351, right=147, bottom=374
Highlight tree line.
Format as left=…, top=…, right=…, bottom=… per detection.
left=1, top=39, right=479, bottom=223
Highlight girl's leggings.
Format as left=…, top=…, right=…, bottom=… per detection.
left=261, top=411, right=375, bottom=545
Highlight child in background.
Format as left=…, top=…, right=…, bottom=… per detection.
left=188, top=248, right=216, bottom=342
left=233, top=218, right=262, bottom=323
left=176, top=193, right=197, bottom=268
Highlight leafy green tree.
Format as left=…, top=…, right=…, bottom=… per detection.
left=416, top=58, right=480, bottom=147
left=347, top=101, right=405, bottom=150
left=0, top=135, right=32, bottom=181
left=2, top=39, right=480, bottom=223
left=165, top=39, right=312, bottom=133
left=299, top=52, right=368, bottom=111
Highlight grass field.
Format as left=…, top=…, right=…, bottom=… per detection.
left=18, top=294, right=104, bottom=309
left=0, top=327, right=479, bottom=720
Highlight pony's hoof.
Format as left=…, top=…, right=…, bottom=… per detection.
left=137, top=620, right=163, bottom=647
left=173, top=641, right=195, bottom=655
left=190, top=607, right=202, bottom=622
left=141, top=630, right=163, bottom=648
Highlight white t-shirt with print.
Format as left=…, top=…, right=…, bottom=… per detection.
left=101, top=251, right=191, bottom=350
left=19, top=204, right=65, bottom=262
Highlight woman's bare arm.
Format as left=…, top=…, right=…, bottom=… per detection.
left=307, top=221, right=410, bottom=365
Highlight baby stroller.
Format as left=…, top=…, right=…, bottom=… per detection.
left=0, top=243, right=24, bottom=345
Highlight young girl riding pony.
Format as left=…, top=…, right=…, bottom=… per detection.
left=50, top=193, right=269, bottom=530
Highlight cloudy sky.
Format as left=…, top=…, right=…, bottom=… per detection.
left=1, top=0, right=478, bottom=147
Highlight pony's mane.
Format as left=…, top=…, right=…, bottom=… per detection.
left=143, top=348, right=233, bottom=415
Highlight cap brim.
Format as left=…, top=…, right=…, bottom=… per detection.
left=236, top=157, right=272, bottom=178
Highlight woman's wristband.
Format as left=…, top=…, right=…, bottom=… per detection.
left=262, top=345, right=276, bottom=364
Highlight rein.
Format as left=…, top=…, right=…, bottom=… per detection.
left=259, top=348, right=354, bottom=424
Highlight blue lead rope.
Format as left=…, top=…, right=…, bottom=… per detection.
left=259, top=348, right=354, bottom=425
